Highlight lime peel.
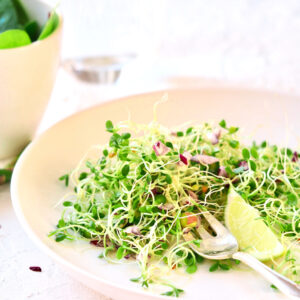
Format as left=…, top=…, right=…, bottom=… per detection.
left=225, top=188, right=284, bottom=261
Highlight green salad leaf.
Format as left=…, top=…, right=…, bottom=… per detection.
left=24, top=20, right=39, bottom=41
left=0, top=0, right=59, bottom=49
left=0, top=29, right=31, bottom=49
left=11, top=0, right=29, bottom=25
left=38, top=11, right=59, bottom=41
left=0, top=0, right=29, bottom=33
left=0, top=0, right=20, bottom=32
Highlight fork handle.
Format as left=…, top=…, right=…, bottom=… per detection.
left=232, top=252, right=300, bottom=299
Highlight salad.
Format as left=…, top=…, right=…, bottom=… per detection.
left=0, top=0, right=59, bottom=49
left=50, top=118, right=299, bottom=297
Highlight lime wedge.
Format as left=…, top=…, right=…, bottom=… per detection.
left=225, top=188, right=284, bottom=261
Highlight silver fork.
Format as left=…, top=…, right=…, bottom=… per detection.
left=183, top=211, right=300, bottom=299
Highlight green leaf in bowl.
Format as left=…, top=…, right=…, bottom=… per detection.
left=24, top=20, right=40, bottom=41
left=0, top=29, right=31, bottom=49
left=11, top=0, right=29, bottom=25
left=38, top=11, right=59, bottom=41
left=0, top=0, right=20, bottom=32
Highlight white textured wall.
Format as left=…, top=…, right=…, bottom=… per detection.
left=59, top=0, right=300, bottom=91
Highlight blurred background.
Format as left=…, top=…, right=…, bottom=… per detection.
left=40, top=0, right=300, bottom=132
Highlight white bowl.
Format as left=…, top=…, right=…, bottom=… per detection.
left=11, top=88, right=299, bottom=300
left=0, top=0, right=63, bottom=160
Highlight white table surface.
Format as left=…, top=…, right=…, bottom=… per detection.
left=2, top=0, right=300, bottom=299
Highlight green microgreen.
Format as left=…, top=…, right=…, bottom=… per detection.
left=50, top=118, right=300, bottom=295
left=186, top=264, right=197, bottom=274
left=250, top=147, right=259, bottom=159
left=229, top=126, right=239, bottom=134
left=229, top=140, right=239, bottom=149
left=161, top=286, right=184, bottom=297
left=105, top=120, right=114, bottom=132
left=242, top=148, right=250, bottom=160
left=287, top=193, right=298, bottom=206
left=219, top=119, right=226, bottom=128
left=55, top=232, right=66, bottom=242
left=121, top=164, right=130, bottom=177
left=209, top=261, right=231, bottom=272
left=249, top=160, right=257, bottom=171
left=154, top=194, right=167, bottom=204
left=116, top=246, right=126, bottom=259
left=59, top=174, right=69, bottom=187
left=270, top=284, right=278, bottom=291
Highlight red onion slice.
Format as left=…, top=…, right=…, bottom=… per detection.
left=292, top=151, right=299, bottom=162
left=208, top=129, right=221, bottom=145
left=218, top=166, right=228, bottom=177
left=153, top=141, right=170, bottom=156
left=179, top=151, right=192, bottom=165
left=29, top=266, right=42, bottom=272
left=90, top=240, right=104, bottom=247
left=124, top=226, right=142, bottom=236
left=158, top=203, right=175, bottom=210
left=191, top=154, right=219, bottom=165
left=179, top=154, right=188, bottom=165
left=187, top=190, right=198, bottom=200
left=239, top=160, right=249, bottom=171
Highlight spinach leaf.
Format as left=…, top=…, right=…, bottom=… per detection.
left=0, top=0, right=19, bottom=33
left=11, top=0, right=29, bottom=25
left=38, top=11, right=59, bottom=41
left=24, top=20, right=39, bottom=41
left=0, top=0, right=58, bottom=48
left=0, top=29, right=31, bottom=49
left=0, top=0, right=29, bottom=33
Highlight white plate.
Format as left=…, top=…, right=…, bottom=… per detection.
left=11, top=88, right=299, bottom=300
